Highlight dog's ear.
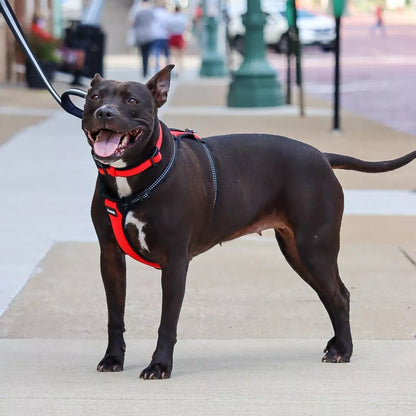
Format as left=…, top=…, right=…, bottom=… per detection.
left=146, top=64, right=175, bottom=108
left=91, top=73, right=103, bottom=87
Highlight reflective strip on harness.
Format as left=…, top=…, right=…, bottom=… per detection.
left=104, top=199, right=161, bottom=269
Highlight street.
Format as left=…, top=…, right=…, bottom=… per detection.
left=269, top=11, right=416, bottom=136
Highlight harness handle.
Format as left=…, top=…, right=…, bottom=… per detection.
left=0, top=0, right=87, bottom=119
left=61, top=89, right=87, bottom=119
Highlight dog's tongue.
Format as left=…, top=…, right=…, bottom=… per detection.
left=93, top=131, right=123, bottom=157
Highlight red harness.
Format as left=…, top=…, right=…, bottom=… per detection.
left=97, top=123, right=201, bottom=269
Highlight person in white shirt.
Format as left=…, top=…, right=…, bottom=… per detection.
left=151, top=0, right=171, bottom=72
left=168, top=6, right=188, bottom=76
left=131, top=0, right=156, bottom=77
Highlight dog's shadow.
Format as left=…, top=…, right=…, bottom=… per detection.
left=125, top=340, right=324, bottom=378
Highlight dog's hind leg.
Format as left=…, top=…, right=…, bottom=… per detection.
left=275, top=221, right=352, bottom=363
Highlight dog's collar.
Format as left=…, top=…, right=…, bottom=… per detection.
left=94, top=122, right=163, bottom=177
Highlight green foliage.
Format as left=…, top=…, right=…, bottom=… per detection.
left=26, top=32, right=61, bottom=64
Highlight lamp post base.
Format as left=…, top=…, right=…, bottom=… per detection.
left=227, top=66, right=283, bottom=107
left=199, top=15, right=226, bottom=78
left=200, top=54, right=227, bottom=77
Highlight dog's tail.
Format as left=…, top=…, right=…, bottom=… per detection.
left=324, top=150, right=416, bottom=173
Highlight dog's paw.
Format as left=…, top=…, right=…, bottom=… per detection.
left=321, top=352, right=350, bottom=363
left=321, top=345, right=351, bottom=363
left=97, top=354, right=124, bottom=372
left=140, top=363, right=171, bottom=380
left=321, top=337, right=352, bottom=363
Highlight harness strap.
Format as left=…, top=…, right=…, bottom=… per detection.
left=200, top=142, right=218, bottom=207
left=98, top=126, right=217, bottom=270
left=104, top=199, right=161, bottom=269
left=170, top=129, right=218, bottom=207
left=115, top=138, right=178, bottom=212
left=100, top=137, right=178, bottom=269
left=169, top=129, right=200, bottom=139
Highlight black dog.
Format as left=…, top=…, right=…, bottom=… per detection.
left=82, top=65, right=416, bottom=379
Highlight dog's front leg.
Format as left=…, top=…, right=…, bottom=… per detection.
left=140, top=258, right=189, bottom=380
left=97, top=244, right=127, bottom=372
left=91, top=188, right=127, bottom=372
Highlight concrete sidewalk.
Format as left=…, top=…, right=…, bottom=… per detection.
left=1, top=339, right=415, bottom=416
left=0, top=55, right=415, bottom=415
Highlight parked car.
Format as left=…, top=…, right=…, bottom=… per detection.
left=288, top=9, right=336, bottom=51
left=227, top=0, right=335, bottom=54
left=227, top=1, right=289, bottom=53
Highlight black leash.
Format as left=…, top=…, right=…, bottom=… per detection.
left=0, top=0, right=86, bottom=119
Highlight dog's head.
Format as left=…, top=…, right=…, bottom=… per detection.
left=82, top=64, right=174, bottom=164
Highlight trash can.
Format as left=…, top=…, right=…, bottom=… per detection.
left=64, top=22, right=106, bottom=78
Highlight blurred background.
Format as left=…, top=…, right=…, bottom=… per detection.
left=1, top=0, right=416, bottom=134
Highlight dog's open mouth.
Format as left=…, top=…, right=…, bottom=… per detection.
left=86, top=128, right=144, bottom=158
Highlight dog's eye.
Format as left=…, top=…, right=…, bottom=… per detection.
left=128, top=98, right=138, bottom=104
left=91, top=94, right=100, bottom=101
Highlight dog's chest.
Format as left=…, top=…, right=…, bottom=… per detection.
left=110, top=159, right=133, bottom=198
left=114, top=177, right=150, bottom=254
left=115, top=177, right=132, bottom=197
left=125, top=211, right=150, bottom=253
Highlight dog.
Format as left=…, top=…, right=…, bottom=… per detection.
left=82, top=64, right=416, bottom=379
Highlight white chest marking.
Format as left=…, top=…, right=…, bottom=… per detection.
left=107, top=159, right=132, bottom=197
left=115, top=177, right=132, bottom=197
left=111, top=159, right=127, bottom=168
left=125, top=212, right=150, bottom=252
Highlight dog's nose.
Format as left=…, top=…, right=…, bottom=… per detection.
left=94, top=106, right=116, bottom=123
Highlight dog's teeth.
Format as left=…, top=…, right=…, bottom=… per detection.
left=121, top=135, right=129, bottom=146
left=129, top=129, right=141, bottom=139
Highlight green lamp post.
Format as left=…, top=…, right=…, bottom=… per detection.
left=52, top=0, right=62, bottom=39
left=227, top=0, right=283, bottom=107
left=285, top=0, right=304, bottom=115
left=332, top=0, right=345, bottom=131
left=199, top=0, right=226, bottom=77
left=333, top=0, right=346, bottom=19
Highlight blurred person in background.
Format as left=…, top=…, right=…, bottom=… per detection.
left=152, top=0, right=171, bottom=72
left=131, top=0, right=157, bottom=77
left=371, top=4, right=386, bottom=35
left=168, top=5, right=188, bottom=77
